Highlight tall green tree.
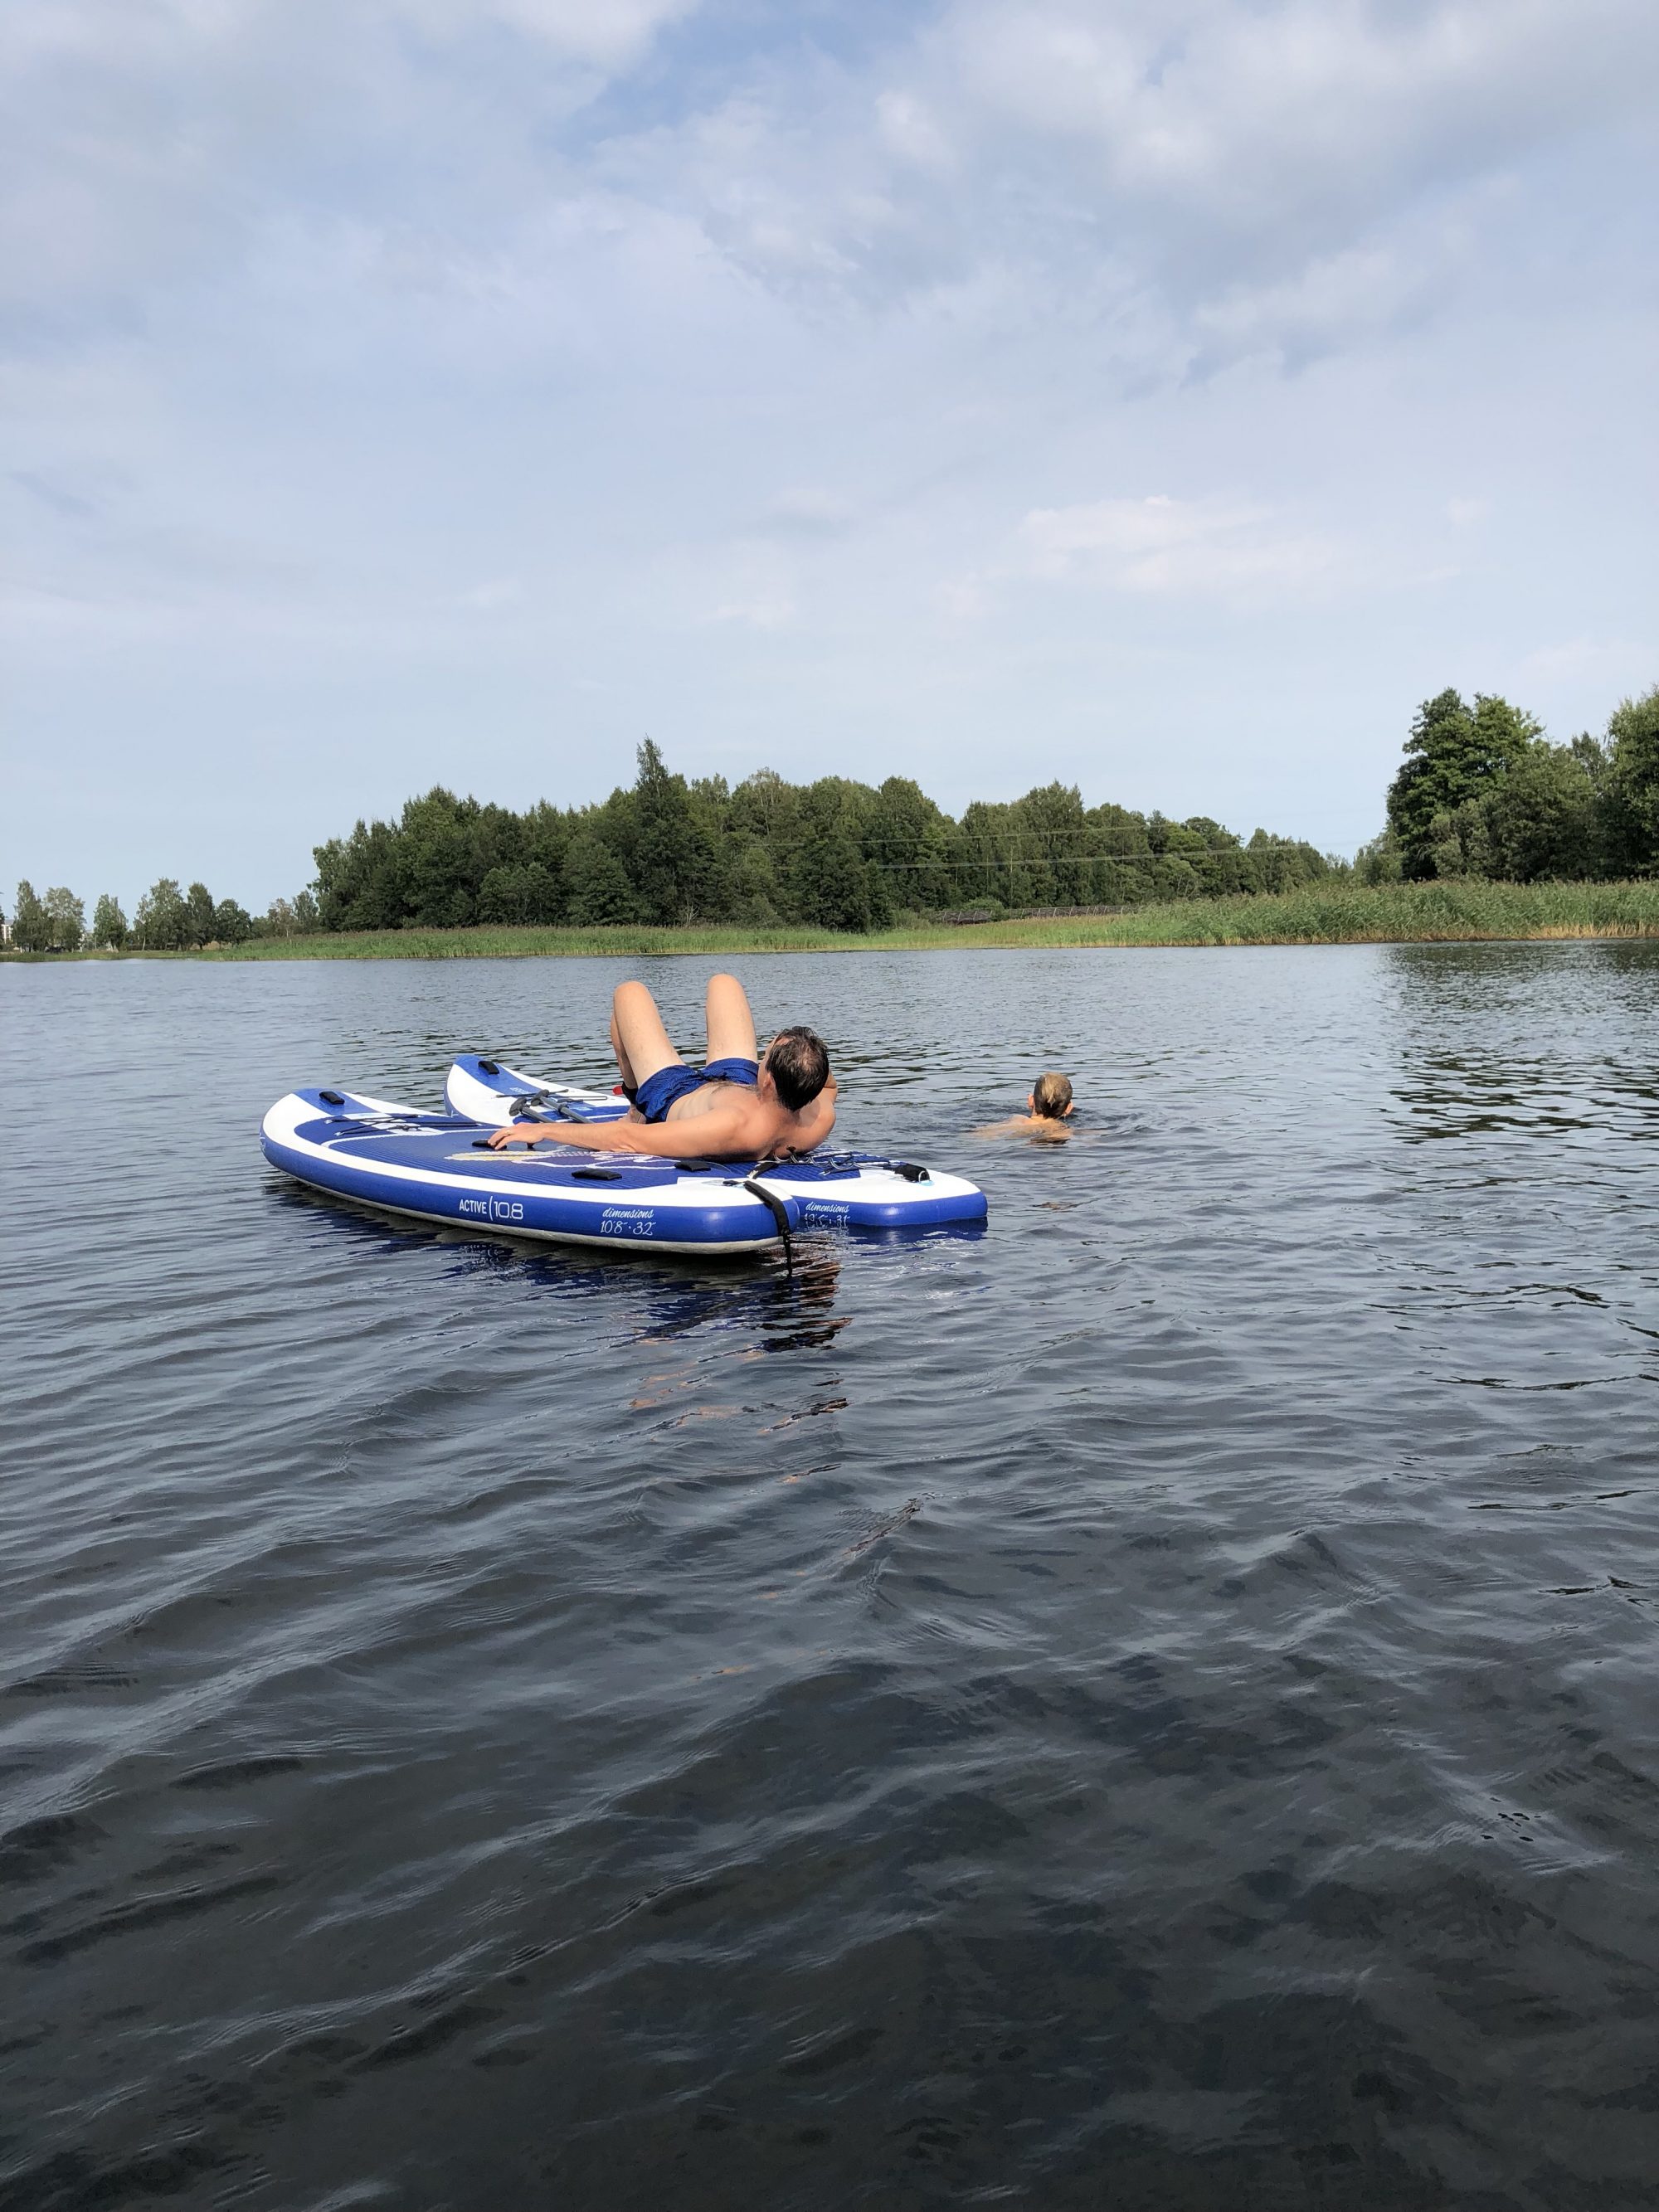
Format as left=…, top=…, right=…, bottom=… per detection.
left=1427, top=798, right=1493, bottom=880
left=1085, top=802, right=1155, bottom=902
left=1146, top=814, right=1213, bottom=900
left=1172, top=818, right=1234, bottom=896
left=686, top=774, right=739, bottom=921
left=630, top=738, right=708, bottom=923
left=12, top=881, right=51, bottom=952
left=478, top=861, right=561, bottom=925
left=135, top=878, right=190, bottom=950
left=725, top=837, right=785, bottom=924
left=790, top=819, right=878, bottom=930
left=398, top=789, right=485, bottom=927
left=185, top=881, right=216, bottom=946
left=519, top=801, right=570, bottom=891
left=866, top=775, right=956, bottom=910
left=1386, top=690, right=1540, bottom=878
left=44, top=887, right=85, bottom=950
left=91, top=894, right=129, bottom=947
left=727, top=768, right=800, bottom=848
left=562, top=833, right=640, bottom=924
left=955, top=799, right=1027, bottom=907
left=1014, top=783, right=1092, bottom=905
left=1355, top=829, right=1403, bottom=885
left=1605, top=684, right=1659, bottom=876
left=1486, top=743, right=1598, bottom=881
left=1239, top=829, right=1331, bottom=895
left=314, top=817, right=406, bottom=931
left=212, top=898, right=254, bottom=943
left=790, top=780, right=891, bottom=929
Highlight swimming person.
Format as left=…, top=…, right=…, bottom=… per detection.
left=484, top=973, right=835, bottom=1161
left=975, top=1071, right=1076, bottom=1141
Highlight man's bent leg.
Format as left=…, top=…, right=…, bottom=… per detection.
left=611, top=981, right=684, bottom=1092
left=703, top=973, right=758, bottom=1067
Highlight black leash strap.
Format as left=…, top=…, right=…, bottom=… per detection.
left=742, top=1179, right=795, bottom=1276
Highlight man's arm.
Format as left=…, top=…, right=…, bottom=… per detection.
left=786, top=1078, right=837, bottom=1154
left=485, top=1110, right=750, bottom=1158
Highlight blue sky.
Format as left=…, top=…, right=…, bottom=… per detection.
left=5, top=0, right=1656, bottom=910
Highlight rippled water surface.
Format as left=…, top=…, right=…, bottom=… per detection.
left=5, top=945, right=1659, bottom=2211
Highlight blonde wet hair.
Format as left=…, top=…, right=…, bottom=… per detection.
left=1032, top=1071, right=1073, bottom=1120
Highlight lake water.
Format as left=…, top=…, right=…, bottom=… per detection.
left=4, top=943, right=1659, bottom=2211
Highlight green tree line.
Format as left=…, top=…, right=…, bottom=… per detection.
left=8, top=683, right=1654, bottom=949
left=303, top=740, right=1335, bottom=934
left=5, top=878, right=257, bottom=952
left=1365, top=682, right=1659, bottom=885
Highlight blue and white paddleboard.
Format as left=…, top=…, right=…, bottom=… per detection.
left=260, top=1088, right=799, bottom=1255
left=444, top=1054, right=990, bottom=1232
left=445, top=1053, right=627, bottom=1126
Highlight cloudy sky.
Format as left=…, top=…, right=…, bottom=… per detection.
left=5, top=0, right=1656, bottom=908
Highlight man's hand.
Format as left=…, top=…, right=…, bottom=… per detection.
left=482, top=1101, right=771, bottom=1163
left=485, top=1121, right=557, bottom=1150
left=484, top=1117, right=662, bottom=1156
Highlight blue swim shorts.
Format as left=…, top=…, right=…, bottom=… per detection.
left=634, top=1055, right=759, bottom=1125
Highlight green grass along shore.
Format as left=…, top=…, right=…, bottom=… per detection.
left=16, top=878, right=1659, bottom=960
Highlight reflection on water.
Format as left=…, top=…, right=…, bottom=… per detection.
left=278, top=1174, right=867, bottom=1360
left=1384, top=941, right=1659, bottom=1143
left=4, top=944, right=1659, bottom=2211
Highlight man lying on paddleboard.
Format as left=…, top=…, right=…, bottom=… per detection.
left=484, top=973, right=836, bottom=1161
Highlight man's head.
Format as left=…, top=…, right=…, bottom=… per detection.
left=761, top=1025, right=831, bottom=1111
left=1030, top=1071, right=1073, bottom=1121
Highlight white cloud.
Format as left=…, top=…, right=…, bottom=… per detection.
left=1189, top=236, right=1457, bottom=370
left=10, top=0, right=1652, bottom=380
left=875, top=90, right=955, bottom=173
left=460, top=576, right=525, bottom=610
left=935, top=0, right=1657, bottom=236
left=936, top=575, right=990, bottom=624
left=408, top=0, right=700, bottom=68
left=616, top=0, right=1657, bottom=374
left=1014, top=494, right=1341, bottom=598
left=1, top=0, right=1653, bottom=901
left=0, top=0, right=703, bottom=340
left=704, top=594, right=796, bottom=631
left=1517, top=637, right=1652, bottom=689
left=757, top=489, right=858, bottom=538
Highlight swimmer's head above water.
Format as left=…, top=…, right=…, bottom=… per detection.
left=973, top=1072, right=1077, bottom=1140
left=1030, top=1071, right=1074, bottom=1121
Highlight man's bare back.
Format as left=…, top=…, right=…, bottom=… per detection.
left=973, top=1113, right=1071, bottom=1141
left=484, top=974, right=834, bottom=1163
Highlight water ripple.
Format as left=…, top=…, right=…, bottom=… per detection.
left=3, top=943, right=1659, bottom=2210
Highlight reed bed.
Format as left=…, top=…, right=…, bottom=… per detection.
left=927, top=878, right=1659, bottom=949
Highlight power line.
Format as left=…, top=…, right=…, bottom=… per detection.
left=867, top=845, right=1330, bottom=869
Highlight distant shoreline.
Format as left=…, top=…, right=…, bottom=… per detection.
left=8, top=882, right=1659, bottom=960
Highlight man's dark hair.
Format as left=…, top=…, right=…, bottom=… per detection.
left=765, top=1026, right=830, bottom=1111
